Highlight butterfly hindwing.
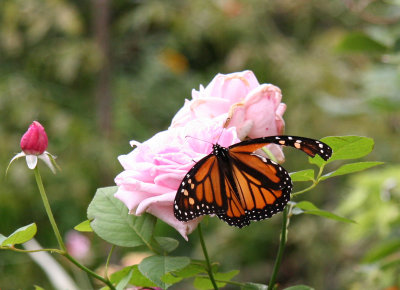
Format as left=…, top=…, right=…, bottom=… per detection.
left=217, top=152, right=292, bottom=227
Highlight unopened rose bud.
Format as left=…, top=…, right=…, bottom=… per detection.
left=20, top=121, right=48, bottom=155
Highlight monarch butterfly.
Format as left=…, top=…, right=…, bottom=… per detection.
left=174, top=135, right=332, bottom=227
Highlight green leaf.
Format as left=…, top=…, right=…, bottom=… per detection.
left=138, top=255, right=190, bottom=289
left=161, top=273, right=184, bottom=285
left=87, top=186, right=156, bottom=247
left=363, top=239, right=400, bottom=264
left=33, top=286, right=46, bottom=290
left=1, top=223, right=37, bottom=246
left=320, top=162, right=384, bottom=180
left=155, top=236, right=179, bottom=253
left=110, top=265, right=157, bottom=287
left=174, top=261, right=207, bottom=278
left=295, top=201, right=355, bottom=224
left=284, top=285, right=315, bottom=290
left=193, top=270, right=239, bottom=289
left=116, top=268, right=133, bottom=290
left=320, top=136, right=375, bottom=163
left=73, top=220, right=93, bottom=232
left=241, top=282, right=268, bottom=290
left=336, top=32, right=387, bottom=53
left=290, top=169, right=315, bottom=182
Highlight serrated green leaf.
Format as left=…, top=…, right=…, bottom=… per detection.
left=321, top=162, right=384, bottom=180
left=290, top=169, right=315, bottom=182
left=138, top=255, right=190, bottom=289
left=87, top=186, right=156, bottom=247
left=320, top=136, right=374, bottom=163
left=241, top=282, right=268, bottom=290
left=284, top=285, right=315, bottom=290
left=363, top=239, right=400, bottom=263
left=295, top=201, right=355, bottom=223
left=336, top=32, right=387, bottom=53
left=155, top=237, right=179, bottom=253
left=194, top=270, right=239, bottom=289
left=2, top=223, right=37, bottom=246
left=116, top=268, right=133, bottom=290
left=74, top=220, right=93, bottom=232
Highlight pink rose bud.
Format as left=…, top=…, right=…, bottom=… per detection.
left=20, top=121, right=48, bottom=155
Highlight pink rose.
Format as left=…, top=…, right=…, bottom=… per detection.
left=114, top=119, right=240, bottom=240
left=170, top=70, right=286, bottom=140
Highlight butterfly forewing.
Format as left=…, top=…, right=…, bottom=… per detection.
left=174, top=154, right=227, bottom=222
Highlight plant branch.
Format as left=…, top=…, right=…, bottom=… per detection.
left=64, top=253, right=115, bottom=290
left=268, top=206, right=289, bottom=289
left=198, top=223, right=219, bottom=290
left=34, top=167, right=66, bottom=251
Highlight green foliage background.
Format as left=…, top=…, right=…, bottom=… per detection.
left=0, top=0, right=399, bottom=289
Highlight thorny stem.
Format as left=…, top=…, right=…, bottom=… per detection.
left=198, top=223, right=219, bottom=290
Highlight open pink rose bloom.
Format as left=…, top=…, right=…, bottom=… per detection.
left=114, top=70, right=286, bottom=240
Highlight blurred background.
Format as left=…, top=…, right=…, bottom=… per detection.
left=1, top=0, right=399, bottom=289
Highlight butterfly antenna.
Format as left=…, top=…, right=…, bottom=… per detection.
left=184, top=135, right=213, bottom=145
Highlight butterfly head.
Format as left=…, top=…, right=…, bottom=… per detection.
left=212, top=143, right=229, bottom=159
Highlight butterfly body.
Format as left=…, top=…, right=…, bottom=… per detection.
left=174, top=135, right=332, bottom=228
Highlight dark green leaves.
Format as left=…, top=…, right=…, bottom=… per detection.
left=87, top=186, right=156, bottom=248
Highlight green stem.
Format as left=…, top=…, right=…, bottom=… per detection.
left=105, top=245, right=115, bottom=280
left=64, top=253, right=115, bottom=290
left=33, top=167, right=115, bottom=289
left=34, top=167, right=66, bottom=251
left=268, top=206, right=289, bottom=290
left=198, top=224, right=219, bottom=290
left=292, top=164, right=326, bottom=198
left=2, top=247, right=63, bottom=254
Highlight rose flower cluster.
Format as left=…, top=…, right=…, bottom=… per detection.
left=114, top=71, right=286, bottom=240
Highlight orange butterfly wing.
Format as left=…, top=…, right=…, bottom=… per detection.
left=216, top=150, right=292, bottom=227
left=174, top=154, right=227, bottom=222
